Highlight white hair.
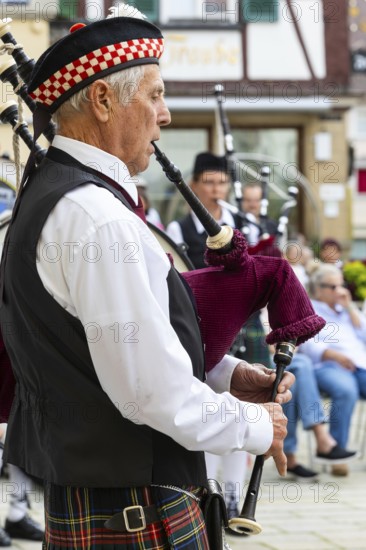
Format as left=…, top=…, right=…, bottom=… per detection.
left=308, top=263, right=342, bottom=297
left=52, top=65, right=145, bottom=126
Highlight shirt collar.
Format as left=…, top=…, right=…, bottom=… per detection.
left=312, top=299, right=344, bottom=314
left=52, top=135, right=138, bottom=205
left=191, top=207, right=235, bottom=234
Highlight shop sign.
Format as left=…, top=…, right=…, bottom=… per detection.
left=160, top=30, right=243, bottom=81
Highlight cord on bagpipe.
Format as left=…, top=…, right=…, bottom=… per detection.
left=0, top=101, right=46, bottom=164
left=0, top=19, right=326, bottom=538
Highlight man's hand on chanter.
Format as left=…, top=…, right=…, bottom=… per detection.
left=229, top=362, right=294, bottom=475
left=262, top=402, right=288, bottom=476
left=230, top=361, right=295, bottom=405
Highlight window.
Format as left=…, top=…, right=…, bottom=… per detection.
left=231, top=128, right=304, bottom=233
left=132, top=0, right=159, bottom=21
left=357, top=108, right=366, bottom=137
left=347, top=107, right=366, bottom=141
left=160, top=0, right=201, bottom=23
left=242, top=0, right=279, bottom=23
left=58, top=0, right=78, bottom=20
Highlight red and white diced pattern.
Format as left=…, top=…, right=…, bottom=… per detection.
left=30, top=37, right=164, bottom=107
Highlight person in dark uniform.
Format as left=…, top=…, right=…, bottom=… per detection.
left=167, top=152, right=243, bottom=268
left=241, top=182, right=278, bottom=246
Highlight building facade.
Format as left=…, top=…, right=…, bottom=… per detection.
left=143, top=0, right=350, bottom=251
left=347, top=0, right=366, bottom=259
left=0, top=0, right=354, bottom=252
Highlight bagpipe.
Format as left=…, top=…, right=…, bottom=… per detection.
left=155, top=88, right=320, bottom=538
left=214, top=83, right=299, bottom=257
left=0, top=18, right=325, bottom=540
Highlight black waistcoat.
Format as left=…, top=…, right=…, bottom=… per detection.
left=0, top=148, right=207, bottom=488
left=179, top=212, right=242, bottom=269
left=179, top=215, right=207, bottom=269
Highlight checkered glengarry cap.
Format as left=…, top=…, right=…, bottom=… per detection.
left=28, top=17, right=164, bottom=113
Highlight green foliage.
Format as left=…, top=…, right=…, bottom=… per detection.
left=343, top=261, right=366, bottom=300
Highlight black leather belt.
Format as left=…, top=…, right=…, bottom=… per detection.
left=104, top=505, right=160, bottom=533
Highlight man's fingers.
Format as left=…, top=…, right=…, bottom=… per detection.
left=263, top=449, right=287, bottom=476
left=273, top=450, right=287, bottom=477
left=275, top=389, right=292, bottom=405
left=277, top=371, right=295, bottom=394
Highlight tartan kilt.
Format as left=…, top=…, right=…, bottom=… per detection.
left=43, top=483, right=210, bottom=549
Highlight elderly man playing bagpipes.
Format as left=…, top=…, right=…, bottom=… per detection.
left=0, top=4, right=326, bottom=549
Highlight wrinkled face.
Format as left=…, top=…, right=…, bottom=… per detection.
left=108, top=65, right=171, bottom=175
left=242, top=186, right=262, bottom=217
left=315, top=271, right=345, bottom=307
left=191, top=171, right=230, bottom=210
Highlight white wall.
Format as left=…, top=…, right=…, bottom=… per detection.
left=247, top=0, right=326, bottom=80
left=160, top=0, right=238, bottom=24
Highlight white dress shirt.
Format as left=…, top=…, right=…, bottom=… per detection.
left=166, top=209, right=237, bottom=245
left=36, top=136, right=272, bottom=456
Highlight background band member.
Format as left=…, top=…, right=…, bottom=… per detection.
left=166, top=152, right=242, bottom=268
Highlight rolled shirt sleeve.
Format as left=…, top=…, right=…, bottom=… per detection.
left=205, top=354, right=238, bottom=393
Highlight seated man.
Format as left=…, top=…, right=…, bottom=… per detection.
left=299, top=264, right=366, bottom=475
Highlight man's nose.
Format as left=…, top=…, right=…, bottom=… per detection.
left=158, top=100, right=171, bottom=126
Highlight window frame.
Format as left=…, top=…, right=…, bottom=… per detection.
left=132, top=0, right=159, bottom=22
left=242, top=0, right=279, bottom=23
left=58, top=0, right=78, bottom=20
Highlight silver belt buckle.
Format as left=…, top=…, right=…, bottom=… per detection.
left=123, top=505, right=146, bottom=533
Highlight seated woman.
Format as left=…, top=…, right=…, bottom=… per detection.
left=283, top=353, right=356, bottom=480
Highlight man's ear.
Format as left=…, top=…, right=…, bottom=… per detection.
left=87, top=80, right=114, bottom=122
left=190, top=177, right=199, bottom=190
